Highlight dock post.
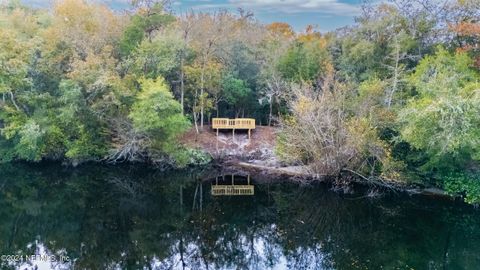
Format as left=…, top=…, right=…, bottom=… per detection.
left=248, top=129, right=251, bottom=140
left=232, top=128, right=235, bottom=140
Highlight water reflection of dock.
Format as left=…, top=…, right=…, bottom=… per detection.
left=211, top=175, right=254, bottom=196
left=212, top=185, right=254, bottom=196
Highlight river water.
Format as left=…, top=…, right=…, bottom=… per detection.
left=0, top=163, right=479, bottom=270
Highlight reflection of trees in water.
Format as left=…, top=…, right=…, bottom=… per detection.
left=0, top=164, right=479, bottom=269
left=270, top=187, right=480, bottom=270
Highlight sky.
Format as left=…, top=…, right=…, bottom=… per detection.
left=21, top=0, right=364, bottom=32
left=170, top=0, right=362, bottom=31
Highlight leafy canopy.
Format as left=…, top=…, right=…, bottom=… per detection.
left=400, top=48, right=480, bottom=167
left=129, top=77, right=190, bottom=152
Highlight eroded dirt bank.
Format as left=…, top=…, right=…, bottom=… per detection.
left=181, top=126, right=280, bottom=165
left=181, top=126, right=311, bottom=179
left=181, top=126, right=451, bottom=199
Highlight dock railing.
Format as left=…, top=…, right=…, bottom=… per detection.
left=212, top=118, right=255, bottom=130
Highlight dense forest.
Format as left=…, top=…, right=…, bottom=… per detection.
left=0, top=0, right=479, bottom=203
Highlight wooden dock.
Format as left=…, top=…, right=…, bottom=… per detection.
left=212, top=118, right=255, bottom=139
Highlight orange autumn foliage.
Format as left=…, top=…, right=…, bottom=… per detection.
left=450, top=22, right=480, bottom=68
left=450, top=22, right=480, bottom=37
left=266, top=22, right=295, bottom=39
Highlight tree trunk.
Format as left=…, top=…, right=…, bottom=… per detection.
left=193, top=88, right=199, bottom=134
left=387, top=43, right=400, bottom=109
left=200, top=57, right=206, bottom=129
left=387, top=32, right=405, bottom=109
left=268, top=95, right=273, bottom=126
left=9, top=91, right=20, bottom=111
left=180, top=54, right=185, bottom=115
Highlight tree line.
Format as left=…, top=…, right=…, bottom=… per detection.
left=0, top=0, right=479, bottom=203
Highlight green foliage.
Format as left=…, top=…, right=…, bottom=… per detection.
left=0, top=78, right=108, bottom=163
left=222, top=75, right=252, bottom=107
left=172, top=148, right=212, bottom=168
left=409, top=47, right=477, bottom=97
left=443, top=174, right=480, bottom=205
left=56, top=79, right=108, bottom=162
left=119, top=4, right=175, bottom=57
left=1, top=0, right=479, bottom=200
left=277, top=39, right=329, bottom=82
left=400, top=48, right=480, bottom=168
left=15, top=120, right=44, bottom=161
left=131, top=32, right=182, bottom=78
left=65, top=125, right=106, bottom=162
left=0, top=2, right=188, bottom=166
left=0, top=27, right=32, bottom=96
left=119, top=15, right=147, bottom=57
left=336, top=38, right=378, bottom=81
left=129, top=77, right=190, bottom=157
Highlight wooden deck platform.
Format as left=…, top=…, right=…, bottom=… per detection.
left=212, top=118, right=255, bottom=139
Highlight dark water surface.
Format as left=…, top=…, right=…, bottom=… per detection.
left=0, top=163, right=479, bottom=270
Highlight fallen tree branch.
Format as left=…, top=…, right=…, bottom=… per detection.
left=341, top=168, right=402, bottom=192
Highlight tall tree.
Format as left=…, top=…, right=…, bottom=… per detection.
left=259, top=22, right=294, bottom=125
left=188, top=11, right=238, bottom=129
left=119, top=1, right=174, bottom=57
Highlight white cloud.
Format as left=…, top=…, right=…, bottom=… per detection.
left=20, top=0, right=131, bottom=8
left=191, top=0, right=360, bottom=16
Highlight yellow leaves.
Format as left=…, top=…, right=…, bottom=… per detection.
left=380, top=158, right=405, bottom=182
left=283, top=115, right=297, bottom=127
left=0, top=28, right=32, bottom=90
left=54, top=0, right=96, bottom=30
left=48, top=0, right=124, bottom=54
left=266, top=22, right=295, bottom=39
left=346, top=117, right=405, bottom=180
left=296, top=25, right=329, bottom=48
left=184, top=60, right=223, bottom=91
left=0, top=28, right=14, bottom=47
left=358, top=78, right=386, bottom=99
left=459, top=82, right=480, bottom=98
left=297, top=33, right=322, bottom=44
left=203, top=61, right=223, bottom=91
left=8, top=8, right=40, bottom=38
left=0, top=6, right=42, bottom=40
left=136, top=77, right=170, bottom=99
left=346, top=118, right=379, bottom=153
left=293, top=96, right=314, bottom=115
left=69, top=46, right=116, bottom=84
